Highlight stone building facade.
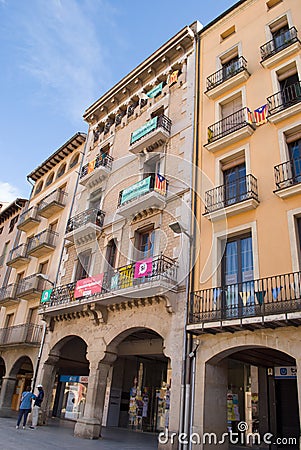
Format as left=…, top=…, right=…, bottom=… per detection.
left=0, top=133, right=86, bottom=416
left=188, top=0, right=301, bottom=448
left=38, top=24, right=199, bottom=448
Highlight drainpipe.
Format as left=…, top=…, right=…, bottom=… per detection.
left=179, top=26, right=201, bottom=450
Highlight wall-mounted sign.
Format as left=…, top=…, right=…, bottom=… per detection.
left=146, top=82, right=163, bottom=98
left=74, top=274, right=104, bottom=299
left=130, top=117, right=158, bottom=144
left=41, top=289, right=53, bottom=303
left=274, top=366, right=297, bottom=379
left=60, top=375, right=89, bottom=383
left=120, top=176, right=151, bottom=205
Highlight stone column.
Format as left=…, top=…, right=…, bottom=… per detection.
left=0, top=376, right=17, bottom=417
left=74, top=353, right=116, bottom=439
left=39, top=355, right=59, bottom=424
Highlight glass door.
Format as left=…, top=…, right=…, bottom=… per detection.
left=289, top=139, right=301, bottom=184
left=223, top=163, right=247, bottom=206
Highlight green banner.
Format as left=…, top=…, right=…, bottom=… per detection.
left=41, top=289, right=53, bottom=303
left=121, top=176, right=151, bottom=205
left=146, top=82, right=163, bottom=98
left=130, top=116, right=158, bottom=144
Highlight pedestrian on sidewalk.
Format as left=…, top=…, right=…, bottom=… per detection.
left=16, top=386, right=36, bottom=429
left=30, top=384, right=44, bottom=429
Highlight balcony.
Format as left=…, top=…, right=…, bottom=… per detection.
left=0, top=324, right=43, bottom=347
left=6, top=244, right=30, bottom=269
left=17, top=206, right=40, bottom=232
left=274, top=158, right=301, bottom=198
left=27, top=229, right=58, bottom=258
left=205, top=108, right=255, bottom=152
left=260, top=27, right=301, bottom=68
left=16, top=274, right=46, bottom=300
left=65, top=208, right=105, bottom=243
left=117, top=174, right=168, bottom=218
left=0, top=284, right=18, bottom=306
left=267, top=81, right=301, bottom=123
left=204, top=174, right=259, bottom=221
left=37, top=188, right=67, bottom=218
left=188, top=271, right=301, bottom=334
left=79, top=153, right=113, bottom=188
left=42, top=255, right=178, bottom=315
left=205, top=57, right=250, bottom=99
left=129, top=114, right=172, bottom=154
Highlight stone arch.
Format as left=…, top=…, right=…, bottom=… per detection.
left=105, top=325, right=165, bottom=354
left=0, top=356, right=6, bottom=387
left=9, top=355, right=34, bottom=378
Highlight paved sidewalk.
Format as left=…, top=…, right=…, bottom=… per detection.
left=0, top=417, right=158, bottom=450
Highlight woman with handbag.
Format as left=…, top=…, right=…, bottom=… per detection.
left=16, top=386, right=36, bottom=429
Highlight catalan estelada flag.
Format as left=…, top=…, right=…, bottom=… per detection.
left=247, top=107, right=253, bottom=124
left=155, top=174, right=167, bottom=195
left=254, top=104, right=268, bottom=125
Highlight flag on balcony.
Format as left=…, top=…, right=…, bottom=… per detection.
left=134, top=258, right=153, bottom=278
left=208, top=127, right=213, bottom=142
left=272, top=286, right=282, bottom=300
left=247, top=107, right=253, bottom=124
left=155, top=174, right=167, bottom=195
left=254, top=104, right=268, bottom=125
left=87, top=158, right=96, bottom=174
left=167, top=70, right=179, bottom=86
left=239, top=291, right=252, bottom=306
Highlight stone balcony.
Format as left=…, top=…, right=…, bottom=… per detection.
left=0, top=284, right=18, bottom=306
left=129, top=114, right=172, bottom=154
left=27, top=229, right=58, bottom=258
left=37, top=188, right=67, bottom=219
left=79, top=153, right=113, bottom=189
left=17, top=206, right=40, bottom=232
left=6, top=243, right=30, bottom=269
left=65, top=208, right=105, bottom=244
left=16, top=274, right=47, bottom=301
left=0, top=323, right=43, bottom=348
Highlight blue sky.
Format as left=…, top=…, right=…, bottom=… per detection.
left=0, top=0, right=238, bottom=201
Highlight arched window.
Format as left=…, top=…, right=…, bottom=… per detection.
left=45, top=172, right=54, bottom=186
left=57, top=163, right=66, bottom=179
left=34, top=180, right=43, bottom=195
left=69, top=153, right=79, bottom=168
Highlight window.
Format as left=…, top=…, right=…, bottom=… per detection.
left=266, top=0, right=282, bottom=9
left=57, top=163, right=66, bottom=179
left=35, top=181, right=43, bottom=195
left=69, top=153, right=79, bottom=168
left=45, top=173, right=54, bottom=186
left=127, top=101, right=139, bottom=118
left=276, top=63, right=301, bottom=108
left=9, top=215, right=19, bottom=233
left=4, top=313, right=14, bottom=328
left=222, top=162, right=247, bottom=205
left=27, top=307, right=38, bottom=324
left=287, top=136, right=301, bottom=183
left=143, top=156, right=161, bottom=179
left=220, top=26, right=236, bottom=41
left=89, top=188, right=102, bottom=210
left=270, top=16, right=289, bottom=51
left=151, top=106, right=164, bottom=119
left=75, top=250, right=92, bottom=280
left=220, top=47, right=239, bottom=79
left=297, top=218, right=301, bottom=266
left=134, top=226, right=155, bottom=260
left=105, top=239, right=117, bottom=270
left=222, top=234, right=254, bottom=317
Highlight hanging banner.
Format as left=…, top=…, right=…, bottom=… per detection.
left=41, top=289, right=53, bottom=303
left=74, top=274, right=104, bottom=299
left=130, top=117, right=158, bottom=144
left=119, top=264, right=134, bottom=289
left=120, top=176, right=151, bottom=205
left=146, top=82, right=163, bottom=98
left=134, top=258, right=153, bottom=278
left=87, top=159, right=96, bottom=174
left=167, top=70, right=179, bottom=86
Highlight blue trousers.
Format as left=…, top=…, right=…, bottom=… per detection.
left=17, top=408, right=31, bottom=426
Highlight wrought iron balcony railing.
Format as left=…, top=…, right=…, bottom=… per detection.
left=7, top=243, right=28, bottom=263
left=27, top=229, right=58, bottom=254
left=80, top=153, right=113, bottom=179
left=17, top=206, right=40, bottom=229
left=206, top=56, right=248, bottom=91
left=207, top=107, right=253, bottom=143
left=274, top=158, right=301, bottom=190
left=16, top=274, right=46, bottom=297
left=267, top=81, right=301, bottom=115
left=130, top=114, right=171, bottom=146
left=205, top=174, right=258, bottom=213
left=118, top=174, right=168, bottom=207
left=260, top=27, right=299, bottom=61
left=43, top=254, right=177, bottom=308
left=0, top=323, right=43, bottom=346
left=37, top=188, right=67, bottom=212
left=66, top=208, right=105, bottom=233
left=189, top=271, right=301, bottom=324
left=0, top=284, right=16, bottom=303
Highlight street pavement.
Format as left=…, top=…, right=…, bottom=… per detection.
left=0, top=417, right=158, bottom=450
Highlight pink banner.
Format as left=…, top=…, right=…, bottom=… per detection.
left=74, top=273, right=104, bottom=298
left=134, top=258, right=153, bottom=279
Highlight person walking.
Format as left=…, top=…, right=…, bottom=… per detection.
left=30, top=384, right=44, bottom=429
left=16, top=386, right=36, bottom=429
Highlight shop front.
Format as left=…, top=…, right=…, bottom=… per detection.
left=51, top=375, right=88, bottom=420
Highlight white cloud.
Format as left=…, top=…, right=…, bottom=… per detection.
left=0, top=182, right=21, bottom=203
left=18, top=0, right=117, bottom=122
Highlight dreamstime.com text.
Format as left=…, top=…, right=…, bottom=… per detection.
left=158, top=421, right=298, bottom=446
